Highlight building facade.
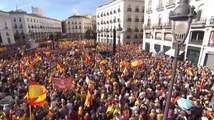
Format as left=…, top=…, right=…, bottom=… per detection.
left=96, top=0, right=144, bottom=44
left=65, top=15, right=94, bottom=39
left=143, top=0, right=214, bottom=69
left=9, top=9, right=62, bottom=43
left=0, top=11, right=15, bottom=45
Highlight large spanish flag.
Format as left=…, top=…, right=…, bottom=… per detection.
left=84, top=90, right=91, bottom=107
left=26, top=80, right=48, bottom=106
left=131, top=58, right=144, bottom=68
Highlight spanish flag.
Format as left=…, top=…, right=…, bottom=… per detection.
left=120, top=61, right=129, bottom=68
left=85, top=54, right=90, bottom=65
left=106, top=69, right=111, bottom=76
left=19, top=64, right=24, bottom=74
left=29, top=63, right=33, bottom=71
left=26, top=80, right=47, bottom=106
left=187, top=68, right=193, bottom=76
left=106, top=104, right=114, bottom=114
left=100, top=59, right=108, bottom=65
left=84, top=90, right=91, bottom=107
left=57, top=63, right=64, bottom=74
left=200, top=79, right=204, bottom=91
left=37, top=56, right=42, bottom=62
left=49, top=74, right=53, bottom=83
left=131, top=58, right=144, bottom=68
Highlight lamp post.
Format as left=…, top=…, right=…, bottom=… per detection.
left=106, top=29, right=109, bottom=51
left=163, top=0, right=197, bottom=119
left=117, top=24, right=122, bottom=72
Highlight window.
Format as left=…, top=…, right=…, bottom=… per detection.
left=14, top=18, right=16, bottom=22
left=158, top=15, right=162, bottom=25
left=189, top=31, right=204, bottom=45
left=134, top=34, right=138, bottom=39
left=19, top=17, right=21, bottom=22
left=6, top=32, right=10, bottom=36
left=209, top=31, right=214, bottom=47
left=148, top=0, right=152, bottom=8
left=4, top=22, right=8, bottom=29
left=0, top=33, right=2, bottom=43
left=20, top=24, right=23, bottom=29
left=135, top=6, right=139, bottom=12
left=7, top=38, right=11, bottom=44
left=127, top=5, right=132, bottom=11
left=147, top=18, right=151, bottom=26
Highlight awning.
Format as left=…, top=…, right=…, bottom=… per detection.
left=165, top=49, right=184, bottom=57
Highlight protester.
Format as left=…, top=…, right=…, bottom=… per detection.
left=0, top=39, right=213, bottom=120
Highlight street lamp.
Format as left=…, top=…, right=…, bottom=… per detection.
left=163, top=0, right=197, bottom=119
left=117, top=24, right=122, bottom=72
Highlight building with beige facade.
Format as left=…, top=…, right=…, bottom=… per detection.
left=9, top=9, right=62, bottom=43
left=0, top=10, right=15, bottom=45
left=64, top=15, right=95, bottom=39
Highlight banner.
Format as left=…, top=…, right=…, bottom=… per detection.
left=52, top=77, right=72, bottom=90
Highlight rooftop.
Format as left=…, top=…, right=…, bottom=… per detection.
left=68, top=15, right=90, bottom=19
left=8, top=10, right=61, bottom=22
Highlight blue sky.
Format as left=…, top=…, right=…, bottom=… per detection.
left=0, top=0, right=108, bottom=20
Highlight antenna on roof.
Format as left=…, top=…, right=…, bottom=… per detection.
left=15, top=0, right=18, bottom=10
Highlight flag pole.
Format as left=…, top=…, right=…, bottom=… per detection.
left=29, top=105, right=32, bottom=120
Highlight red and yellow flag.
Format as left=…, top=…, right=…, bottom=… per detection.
left=85, top=54, right=90, bottom=65
left=100, top=59, right=108, bottom=65
left=26, top=80, right=47, bottom=106
left=131, top=58, right=144, bottom=68
left=200, top=79, right=204, bottom=91
left=49, top=74, right=53, bottom=83
left=84, top=90, right=91, bottom=107
left=106, top=104, right=114, bottom=114
left=57, top=63, right=64, bottom=74
left=106, top=69, right=111, bottom=76
left=120, top=61, right=129, bottom=68
left=19, top=64, right=24, bottom=74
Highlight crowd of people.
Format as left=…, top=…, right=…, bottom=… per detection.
left=0, top=40, right=213, bottom=120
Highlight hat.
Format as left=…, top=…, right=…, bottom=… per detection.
left=205, top=100, right=209, bottom=105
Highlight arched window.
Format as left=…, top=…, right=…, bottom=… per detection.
left=148, top=0, right=152, bottom=8
left=147, top=17, right=151, bottom=26
left=158, top=14, right=162, bottom=25
left=196, top=4, right=204, bottom=21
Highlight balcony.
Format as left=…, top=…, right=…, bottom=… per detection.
left=146, top=8, right=152, bottom=14
left=127, top=18, right=132, bottom=22
left=191, top=17, right=206, bottom=28
left=127, top=28, right=132, bottom=32
left=154, top=24, right=162, bottom=29
left=135, top=8, right=140, bottom=12
left=209, top=16, right=214, bottom=26
left=166, top=0, right=175, bottom=9
left=135, top=18, right=139, bottom=22
left=127, top=8, right=132, bottom=11
left=189, top=31, right=204, bottom=45
left=163, top=23, right=171, bottom=29
left=134, top=28, right=139, bottom=32
left=156, top=4, right=164, bottom=11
